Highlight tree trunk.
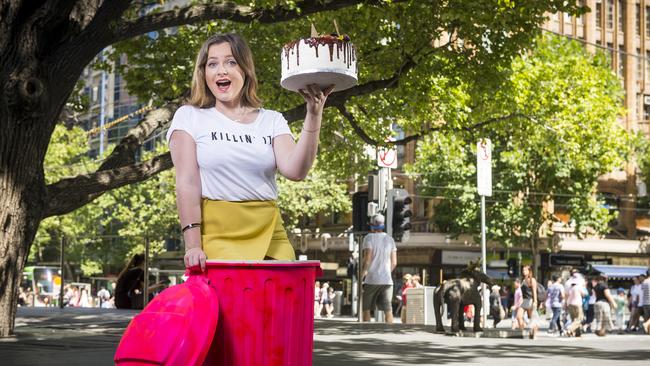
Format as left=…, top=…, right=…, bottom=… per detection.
left=530, top=236, right=539, bottom=280
left=0, top=112, right=51, bottom=337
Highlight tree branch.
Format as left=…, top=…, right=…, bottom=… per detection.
left=337, top=105, right=531, bottom=146
left=112, top=0, right=407, bottom=44
left=44, top=152, right=172, bottom=218
left=98, top=99, right=181, bottom=170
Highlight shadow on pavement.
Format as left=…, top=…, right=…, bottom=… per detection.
left=313, top=321, right=650, bottom=366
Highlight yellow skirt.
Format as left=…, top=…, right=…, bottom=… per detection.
left=201, top=199, right=296, bottom=260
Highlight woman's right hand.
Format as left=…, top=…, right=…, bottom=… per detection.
left=184, top=247, right=207, bottom=271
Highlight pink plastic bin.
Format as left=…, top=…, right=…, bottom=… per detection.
left=203, top=260, right=322, bottom=366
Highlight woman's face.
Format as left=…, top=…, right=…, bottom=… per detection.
left=205, top=42, right=245, bottom=105
left=522, top=266, right=529, bottom=277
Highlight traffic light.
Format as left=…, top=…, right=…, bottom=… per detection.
left=352, top=191, right=370, bottom=233
left=507, top=258, right=519, bottom=278
left=386, top=188, right=412, bottom=242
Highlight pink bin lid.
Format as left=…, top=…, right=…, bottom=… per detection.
left=114, top=274, right=219, bottom=366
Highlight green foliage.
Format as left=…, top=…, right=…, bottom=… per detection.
left=36, top=126, right=176, bottom=276
left=45, top=1, right=595, bottom=274
left=408, top=34, right=629, bottom=248
left=276, top=164, right=352, bottom=229
left=104, top=0, right=584, bottom=181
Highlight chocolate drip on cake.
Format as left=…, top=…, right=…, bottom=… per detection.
left=282, top=35, right=356, bottom=68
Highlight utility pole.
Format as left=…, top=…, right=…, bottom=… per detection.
left=477, top=138, right=492, bottom=330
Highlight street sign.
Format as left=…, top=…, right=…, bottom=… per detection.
left=377, top=146, right=397, bottom=168
left=476, top=138, right=492, bottom=197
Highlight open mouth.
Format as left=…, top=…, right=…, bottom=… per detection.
left=216, top=79, right=231, bottom=92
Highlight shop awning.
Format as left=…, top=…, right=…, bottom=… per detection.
left=591, top=265, right=648, bottom=279
left=558, top=238, right=650, bottom=255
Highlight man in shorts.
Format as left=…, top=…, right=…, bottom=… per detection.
left=361, top=214, right=397, bottom=323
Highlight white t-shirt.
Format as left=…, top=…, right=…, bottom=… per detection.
left=166, top=105, right=293, bottom=201
left=631, top=283, right=642, bottom=305
left=567, top=284, right=583, bottom=307
left=362, top=232, right=397, bottom=285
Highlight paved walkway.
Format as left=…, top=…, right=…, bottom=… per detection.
left=0, top=308, right=648, bottom=365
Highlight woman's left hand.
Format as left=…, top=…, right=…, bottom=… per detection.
left=299, top=84, right=335, bottom=116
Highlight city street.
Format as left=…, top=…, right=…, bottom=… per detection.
left=0, top=308, right=647, bottom=365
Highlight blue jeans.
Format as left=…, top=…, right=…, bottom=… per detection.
left=550, top=307, right=562, bottom=332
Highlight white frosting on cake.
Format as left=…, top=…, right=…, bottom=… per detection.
left=281, top=37, right=357, bottom=87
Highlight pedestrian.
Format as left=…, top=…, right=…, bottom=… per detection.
left=516, top=265, right=539, bottom=339
left=320, top=282, right=334, bottom=318
left=489, top=284, right=503, bottom=328
left=17, top=287, right=27, bottom=307
left=314, top=281, right=322, bottom=318
left=565, top=274, right=586, bottom=337
left=400, top=274, right=413, bottom=324
left=114, top=254, right=165, bottom=310
left=614, top=288, right=627, bottom=332
left=501, top=286, right=510, bottom=318
left=327, top=286, right=336, bottom=318
left=69, top=286, right=80, bottom=307
left=547, top=275, right=565, bottom=335
left=97, top=286, right=111, bottom=308
left=115, top=254, right=145, bottom=310
left=79, top=287, right=91, bottom=308
left=511, top=279, right=522, bottom=330
left=167, top=33, right=334, bottom=269
left=361, top=214, right=397, bottom=324
left=583, top=278, right=596, bottom=333
left=592, top=275, right=617, bottom=337
left=626, top=275, right=642, bottom=332
left=641, top=272, right=650, bottom=330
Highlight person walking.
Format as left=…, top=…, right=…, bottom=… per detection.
left=511, top=279, right=523, bottom=330
left=167, top=33, right=333, bottom=269
left=641, top=272, right=650, bottom=331
left=592, top=275, right=617, bottom=337
left=583, top=278, right=596, bottom=333
left=565, top=277, right=585, bottom=337
left=361, top=214, right=397, bottom=324
left=614, top=288, right=627, bottom=332
left=97, top=286, right=111, bottom=309
left=314, top=281, right=322, bottom=318
left=516, top=265, right=539, bottom=339
left=627, top=275, right=642, bottom=332
left=547, top=275, right=565, bottom=335
left=320, top=282, right=334, bottom=318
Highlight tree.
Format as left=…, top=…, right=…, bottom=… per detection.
left=0, top=0, right=582, bottom=336
left=409, top=34, right=630, bottom=274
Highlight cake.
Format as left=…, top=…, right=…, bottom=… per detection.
left=280, top=34, right=357, bottom=92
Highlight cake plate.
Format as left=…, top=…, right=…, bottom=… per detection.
left=280, top=68, right=357, bottom=93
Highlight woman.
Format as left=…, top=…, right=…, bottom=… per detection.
left=516, top=265, right=539, bottom=338
left=114, top=254, right=145, bottom=309
left=167, top=33, right=333, bottom=269
left=592, top=275, right=618, bottom=336
left=314, top=281, right=322, bottom=318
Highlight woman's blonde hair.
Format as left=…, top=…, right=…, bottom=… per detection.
left=188, top=33, right=261, bottom=108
